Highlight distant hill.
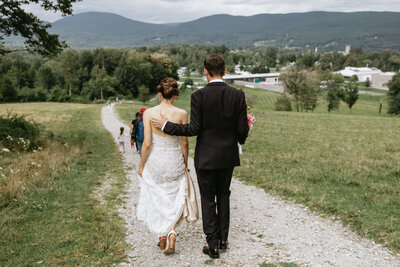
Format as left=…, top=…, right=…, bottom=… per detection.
left=5, top=11, right=400, bottom=50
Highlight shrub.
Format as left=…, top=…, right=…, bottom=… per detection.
left=0, top=112, right=42, bottom=151
left=0, top=77, right=18, bottom=102
left=19, top=87, right=36, bottom=102
left=48, top=85, right=70, bottom=102
left=274, top=94, right=292, bottom=111
left=365, top=77, right=371, bottom=88
left=34, top=87, right=48, bottom=101
left=138, top=85, right=150, bottom=103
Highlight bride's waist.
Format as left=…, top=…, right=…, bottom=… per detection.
left=150, top=147, right=182, bottom=153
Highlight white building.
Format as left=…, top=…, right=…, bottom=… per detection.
left=336, top=67, right=383, bottom=82
left=336, top=67, right=396, bottom=89
left=177, top=67, right=187, bottom=76
left=223, top=73, right=280, bottom=85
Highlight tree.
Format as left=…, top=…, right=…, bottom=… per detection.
left=1, top=0, right=81, bottom=56
left=264, top=46, right=278, bottom=67
left=274, top=94, right=292, bottom=111
left=36, top=65, right=56, bottom=91
left=281, top=69, right=306, bottom=112
left=326, top=74, right=345, bottom=112
left=365, top=77, right=371, bottom=88
left=83, top=65, right=117, bottom=101
left=251, top=65, right=269, bottom=74
left=138, top=85, right=150, bottom=103
left=300, top=71, right=320, bottom=112
left=343, top=80, right=359, bottom=112
left=0, top=76, right=18, bottom=102
left=387, top=73, right=400, bottom=115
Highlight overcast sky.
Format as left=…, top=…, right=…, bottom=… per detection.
left=24, top=0, right=400, bottom=24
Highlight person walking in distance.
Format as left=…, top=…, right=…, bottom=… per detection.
left=130, top=112, right=141, bottom=151
left=136, top=108, right=146, bottom=156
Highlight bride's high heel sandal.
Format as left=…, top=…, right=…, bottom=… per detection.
left=164, top=230, right=177, bottom=255
left=157, top=236, right=167, bottom=250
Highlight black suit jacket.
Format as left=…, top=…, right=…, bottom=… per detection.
left=163, top=82, right=249, bottom=170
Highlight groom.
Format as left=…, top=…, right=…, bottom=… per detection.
left=152, top=54, right=249, bottom=259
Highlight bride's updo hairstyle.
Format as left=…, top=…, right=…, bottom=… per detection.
left=157, top=78, right=179, bottom=99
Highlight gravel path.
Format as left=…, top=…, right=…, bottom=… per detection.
left=101, top=104, right=400, bottom=266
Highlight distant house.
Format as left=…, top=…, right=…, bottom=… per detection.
left=336, top=67, right=395, bottom=90
left=223, top=73, right=284, bottom=93
left=371, top=73, right=396, bottom=90
left=336, top=67, right=383, bottom=82
left=223, top=73, right=280, bottom=85
left=177, top=67, right=187, bottom=76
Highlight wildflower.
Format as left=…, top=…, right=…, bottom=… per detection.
left=33, top=150, right=37, bottom=153
left=64, top=143, right=68, bottom=147
left=0, top=167, right=2, bottom=170
left=6, top=135, right=13, bottom=141
left=31, top=162, right=36, bottom=166
left=10, top=169, right=14, bottom=174
left=1, top=174, right=5, bottom=178
left=2, top=148, right=10, bottom=152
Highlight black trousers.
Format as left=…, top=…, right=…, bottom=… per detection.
left=196, top=167, right=234, bottom=249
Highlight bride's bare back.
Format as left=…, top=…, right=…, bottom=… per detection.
left=145, top=104, right=188, bottom=137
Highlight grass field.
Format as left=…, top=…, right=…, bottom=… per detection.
left=0, top=103, right=127, bottom=265
left=115, top=87, right=400, bottom=253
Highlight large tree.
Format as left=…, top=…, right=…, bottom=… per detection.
left=0, top=0, right=81, bottom=56
left=326, top=73, right=345, bottom=112
left=281, top=68, right=307, bottom=112
left=342, top=80, right=359, bottom=112
left=387, top=73, right=400, bottom=115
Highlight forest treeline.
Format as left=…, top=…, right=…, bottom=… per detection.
left=0, top=49, right=179, bottom=103
left=1, top=45, right=400, bottom=103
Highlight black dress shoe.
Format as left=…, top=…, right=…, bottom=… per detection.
left=219, top=240, right=228, bottom=250
left=202, top=246, right=219, bottom=259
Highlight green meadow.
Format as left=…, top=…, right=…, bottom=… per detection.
left=1, top=83, right=398, bottom=266
left=117, top=86, right=400, bottom=252
left=0, top=103, right=127, bottom=265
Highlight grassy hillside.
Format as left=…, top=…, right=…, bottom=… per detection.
left=115, top=87, right=400, bottom=252
left=0, top=103, right=128, bottom=265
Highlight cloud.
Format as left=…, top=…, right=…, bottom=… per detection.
left=23, top=0, right=400, bottom=23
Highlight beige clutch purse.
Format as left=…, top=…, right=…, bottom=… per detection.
left=183, top=169, right=199, bottom=222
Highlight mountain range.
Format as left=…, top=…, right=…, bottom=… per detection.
left=5, top=11, right=400, bottom=51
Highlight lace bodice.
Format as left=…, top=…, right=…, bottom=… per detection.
left=144, top=134, right=185, bottom=184
left=151, top=134, right=181, bottom=149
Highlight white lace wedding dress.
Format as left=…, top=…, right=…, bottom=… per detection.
left=137, top=134, right=186, bottom=236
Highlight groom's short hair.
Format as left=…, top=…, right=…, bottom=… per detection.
left=204, top=54, right=225, bottom=77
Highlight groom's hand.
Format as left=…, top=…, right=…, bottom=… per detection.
left=151, top=115, right=167, bottom=130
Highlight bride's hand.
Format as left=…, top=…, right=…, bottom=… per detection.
left=138, top=165, right=144, bottom=177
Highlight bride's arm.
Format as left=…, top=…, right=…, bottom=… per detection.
left=181, top=112, right=189, bottom=168
left=138, top=111, right=152, bottom=177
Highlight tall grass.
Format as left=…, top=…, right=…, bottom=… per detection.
left=0, top=103, right=128, bottom=265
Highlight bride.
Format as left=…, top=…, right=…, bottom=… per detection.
left=137, top=77, right=189, bottom=255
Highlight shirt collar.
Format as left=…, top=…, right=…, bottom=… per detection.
left=208, top=79, right=224, bottom=83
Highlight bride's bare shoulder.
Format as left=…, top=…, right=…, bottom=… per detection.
left=145, top=106, right=160, bottom=114
left=173, top=106, right=188, bottom=116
